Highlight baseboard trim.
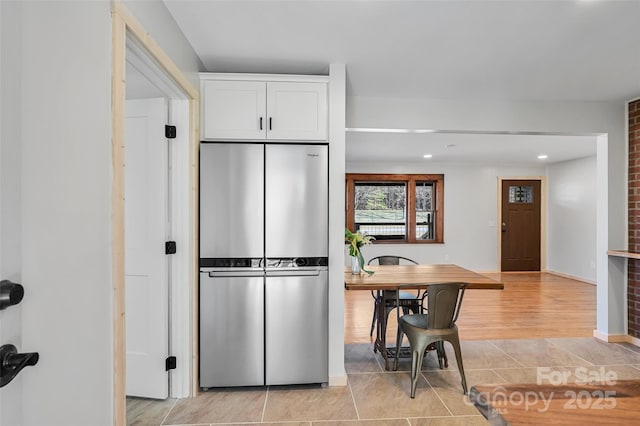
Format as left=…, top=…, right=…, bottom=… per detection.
left=328, top=374, right=348, bottom=387
left=593, top=330, right=633, bottom=343
left=627, top=335, right=640, bottom=347
left=546, top=270, right=595, bottom=285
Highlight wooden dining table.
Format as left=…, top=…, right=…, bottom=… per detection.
left=344, top=264, right=503, bottom=369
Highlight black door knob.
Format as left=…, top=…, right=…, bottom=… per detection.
left=0, top=280, right=24, bottom=310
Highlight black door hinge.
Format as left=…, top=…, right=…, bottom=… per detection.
left=165, top=241, right=177, bottom=255
left=165, top=356, right=177, bottom=371
left=165, top=125, right=177, bottom=139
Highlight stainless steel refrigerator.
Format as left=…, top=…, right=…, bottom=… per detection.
left=199, top=142, right=328, bottom=388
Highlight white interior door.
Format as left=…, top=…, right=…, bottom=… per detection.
left=124, top=98, right=169, bottom=399
left=0, top=107, right=23, bottom=426
left=1, top=0, right=25, bottom=417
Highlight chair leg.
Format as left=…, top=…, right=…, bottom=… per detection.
left=410, top=348, right=426, bottom=399
left=369, top=301, right=378, bottom=337
left=436, top=341, right=448, bottom=369
left=404, top=331, right=432, bottom=398
left=448, top=335, right=468, bottom=395
left=394, top=321, right=404, bottom=371
left=436, top=341, right=444, bottom=369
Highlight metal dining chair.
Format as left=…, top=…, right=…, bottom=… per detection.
left=394, top=282, right=468, bottom=398
left=367, top=256, right=423, bottom=337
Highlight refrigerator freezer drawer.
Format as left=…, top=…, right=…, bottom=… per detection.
left=199, top=272, right=265, bottom=387
left=265, top=271, right=328, bottom=385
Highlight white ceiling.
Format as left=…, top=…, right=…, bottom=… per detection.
left=165, top=0, right=640, bottom=102
left=346, top=131, right=596, bottom=166
left=162, top=0, right=633, bottom=164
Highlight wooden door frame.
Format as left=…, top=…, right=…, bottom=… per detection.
left=112, top=2, right=200, bottom=424
left=497, top=176, right=547, bottom=272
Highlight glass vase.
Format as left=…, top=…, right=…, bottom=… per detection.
left=351, top=256, right=361, bottom=275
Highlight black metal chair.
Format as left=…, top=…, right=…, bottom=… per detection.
left=367, top=256, right=422, bottom=337
left=394, top=282, right=468, bottom=398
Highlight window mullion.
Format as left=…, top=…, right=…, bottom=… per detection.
left=436, top=178, right=444, bottom=242
left=407, top=179, right=416, bottom=242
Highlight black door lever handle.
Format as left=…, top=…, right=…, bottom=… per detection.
left=0, top=344, right=39, bottom=387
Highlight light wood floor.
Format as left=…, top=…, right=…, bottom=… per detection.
left=344, top=272, right=597, bottom=343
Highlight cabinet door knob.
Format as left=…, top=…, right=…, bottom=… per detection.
left=259, top=117, right=263, bottom=130
left=269, top=117, right=272, bottom=131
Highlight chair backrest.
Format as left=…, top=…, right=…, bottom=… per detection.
left=425, top=282, right=467, bottom=329
left=368, top=255, right=418, bottom=266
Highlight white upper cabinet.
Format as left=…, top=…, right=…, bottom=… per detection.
left=202, top=80, right=266, bottom=140
left=201, top=75, right=328, bottom=141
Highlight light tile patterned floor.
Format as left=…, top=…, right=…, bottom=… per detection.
left=127, top=338, right=640, bottom=425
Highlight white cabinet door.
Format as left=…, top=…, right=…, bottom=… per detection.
left=202, top=80, right=266, bottom=140
left=266, top=82, right=327, bottom=141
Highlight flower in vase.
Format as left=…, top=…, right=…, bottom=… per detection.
left=345, top=228, right=375, bottom=275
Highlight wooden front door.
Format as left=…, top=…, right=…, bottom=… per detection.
left=501, top=180, right=541, bottom=271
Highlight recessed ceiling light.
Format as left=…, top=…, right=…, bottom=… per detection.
left=538, top=155, right=548, bottom=160
left=423, top=154, right=433, bottom=159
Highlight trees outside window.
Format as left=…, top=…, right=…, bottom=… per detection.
left=346, top=174, right=444, bottom=243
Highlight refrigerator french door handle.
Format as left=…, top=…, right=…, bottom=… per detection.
left=265, top=269, right=321, bottom=277
left=208, top=270, right=265, bottom=278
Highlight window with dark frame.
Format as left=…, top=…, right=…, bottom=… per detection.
left=346, top=173, right=444, bottom=243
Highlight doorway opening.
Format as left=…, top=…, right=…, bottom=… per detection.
left=124, top=33, right=192, bottom=401
left=112, top=4, right=200, bottom=423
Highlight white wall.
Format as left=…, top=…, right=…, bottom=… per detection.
left=347, top=162, right=545, bottom=271
left=347, top=95, right=625, bottom=336
left=123, top=0, right=204, bottom=88
left=547, top=156, right=597, bottom=282
left=328, top=65, right=347, bottom=385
